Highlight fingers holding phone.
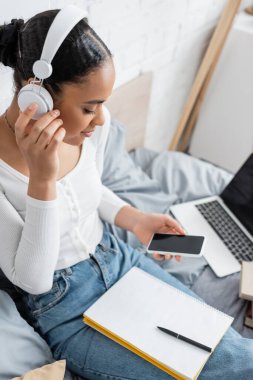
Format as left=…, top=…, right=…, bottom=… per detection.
left=152, top=252, right=182, bottom=262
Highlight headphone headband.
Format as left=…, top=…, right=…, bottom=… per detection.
left=33, top=5, right=87, bottom=79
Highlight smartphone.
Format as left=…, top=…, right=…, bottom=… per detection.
left=147, top=233, right=205, bottom=257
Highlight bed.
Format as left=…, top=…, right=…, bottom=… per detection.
left=103, top=73, right=253, bottom=338
left=105, top=72, right=253, bottom=340
left=0, top=72, right=252, bottom=380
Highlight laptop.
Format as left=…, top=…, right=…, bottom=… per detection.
left=170, top=154, right=253, bottom=277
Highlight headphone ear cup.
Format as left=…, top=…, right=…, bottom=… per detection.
left=17, top=84, right=54, bottom=120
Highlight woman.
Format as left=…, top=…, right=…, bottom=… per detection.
left=0, top=9, right=252, bottom=380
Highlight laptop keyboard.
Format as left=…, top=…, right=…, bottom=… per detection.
left=196, top=200, right=253, bottom=262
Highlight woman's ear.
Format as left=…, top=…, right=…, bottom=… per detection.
left=22, top=78, right=40, bottom=86
left=20, top=78, right=31, bottom=87
left=27, top=77, right=42, bottom=85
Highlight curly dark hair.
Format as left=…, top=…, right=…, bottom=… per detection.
left=0, top=9, right=112, bottom=95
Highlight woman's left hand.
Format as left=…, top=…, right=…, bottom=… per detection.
left=132, top=212, right=185, bottom=262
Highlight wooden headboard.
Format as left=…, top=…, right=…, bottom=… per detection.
left=106, top=72, right=153, bottom=151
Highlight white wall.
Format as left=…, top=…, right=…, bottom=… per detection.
left=0, top=0, right=251, bottom=151
left=189, top=12, right=253, bottom=172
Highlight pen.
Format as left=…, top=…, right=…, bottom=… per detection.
left=157, top=326, right=212, bottom=353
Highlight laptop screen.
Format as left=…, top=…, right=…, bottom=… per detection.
left=221, top=154, right=253, bottom=236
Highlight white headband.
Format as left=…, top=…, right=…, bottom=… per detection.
left=32, top=5, right=88, bottom=80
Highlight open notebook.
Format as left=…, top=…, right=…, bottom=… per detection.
left=83, top=267, right=233, bottom=380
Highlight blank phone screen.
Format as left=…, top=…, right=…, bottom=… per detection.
left=148, top=234, right=204, bottom=254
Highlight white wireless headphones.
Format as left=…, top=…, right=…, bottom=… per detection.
left=17, top=5, right=87, bottom=120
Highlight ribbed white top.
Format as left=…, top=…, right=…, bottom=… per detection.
left=0, top=107, right=128, bottom=294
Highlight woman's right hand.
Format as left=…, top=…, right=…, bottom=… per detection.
left=15, top=103, right=66, bottom=183
left=15, top=103, right=66, bottom=200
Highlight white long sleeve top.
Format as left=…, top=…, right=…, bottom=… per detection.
left=0, top=107, right=128, bottom=294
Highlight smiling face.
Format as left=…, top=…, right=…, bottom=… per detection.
left=53, top=58, right=115, bottom=146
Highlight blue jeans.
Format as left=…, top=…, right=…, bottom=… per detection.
left=23, top=230, right=253, bottom=380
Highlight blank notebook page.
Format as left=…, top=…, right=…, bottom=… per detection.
left=84, top=267, right=233, bottom=380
